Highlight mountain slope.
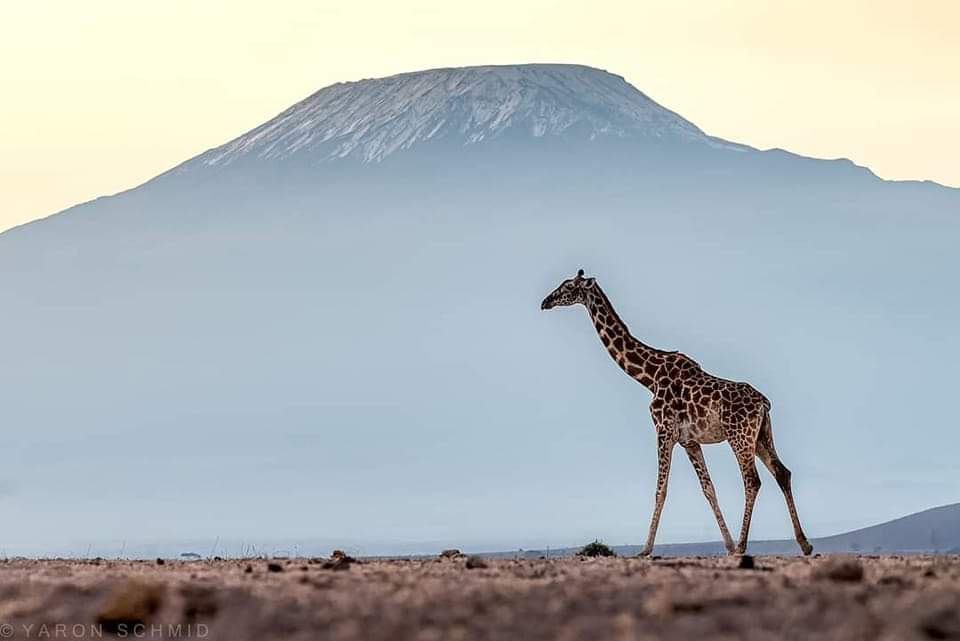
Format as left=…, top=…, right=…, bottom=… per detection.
left=1, top=64, right=958, bottom=552
left=638, top=503, right=960, bottom=556
left=813, top=502, right=960, bottom=553
left=495, top=503, right=960, bottom=557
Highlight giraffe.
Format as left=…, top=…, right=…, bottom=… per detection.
left=541, top=269, right=813, bottom=556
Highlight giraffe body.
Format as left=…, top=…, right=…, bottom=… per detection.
left=541, top=270, right=813, bottom=556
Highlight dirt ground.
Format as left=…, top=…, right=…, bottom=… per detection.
left=0, top=555, right=958, bottom=640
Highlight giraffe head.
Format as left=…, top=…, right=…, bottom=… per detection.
left=541, top=269, right=596, bottom=310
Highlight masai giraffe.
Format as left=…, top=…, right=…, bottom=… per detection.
left=541, top=269, right=813, bottom=556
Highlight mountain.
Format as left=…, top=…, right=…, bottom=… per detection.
left=1, top=64, right=958, bottom=552
left=183, top=64, right=739, bottom=168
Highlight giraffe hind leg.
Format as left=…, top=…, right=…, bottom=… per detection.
left=733, top=445, right=761, bottom=555
left=756, top=414, right=813, bottom=556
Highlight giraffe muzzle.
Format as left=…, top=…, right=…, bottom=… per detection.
left=540, top=297, right=555, bottom=310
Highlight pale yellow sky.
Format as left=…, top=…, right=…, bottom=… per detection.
left=1, top=0, right=957, bottom=232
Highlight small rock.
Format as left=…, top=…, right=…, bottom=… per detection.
left=644, top=589, right=678, bottom=617
left=814, top=558, right=863, bottom=582
left=919, top=606, right=960, bottom=639
left=267, top=562, right=284, bottom=573
left=244, top=565, right=253, bottom=574
left=322, top=556, right=353, bottom=571
left=737, top=555, right=755, bottom=570
left=96, top=579, right=164, bottom=634
left=155, top=558, right=165, bottom=566
left=180, top=585, right=218, bottom=622
left=466, top=555, right=488, bottom=569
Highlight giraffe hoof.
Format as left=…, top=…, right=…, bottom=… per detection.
left=800, top=541, right=814, bottom=556
left=637, top=548, right=652, bottom=558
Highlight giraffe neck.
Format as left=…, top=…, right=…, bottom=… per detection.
left=586, top=285, right=666, bottom=391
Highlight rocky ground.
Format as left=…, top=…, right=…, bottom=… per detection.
left=0, top=555, right=957, bottom=640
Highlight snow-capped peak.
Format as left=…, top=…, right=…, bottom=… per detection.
left=193, top=64, right=726, bottom=167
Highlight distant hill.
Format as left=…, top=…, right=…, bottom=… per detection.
left=808, top=502, right=960, bottom=554
left=2, top=63, right=958, bottom=546
left=512, top=503, right=960, bottom=557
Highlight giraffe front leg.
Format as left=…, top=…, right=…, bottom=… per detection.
left=684, top=443, right=736, bottom=554
left=638, top=432, right=674, bottom=557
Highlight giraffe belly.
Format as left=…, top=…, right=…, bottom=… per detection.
left=682, top=418, right=727, bottom=445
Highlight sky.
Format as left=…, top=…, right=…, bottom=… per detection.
left=1, top=0, right=959, bottom=233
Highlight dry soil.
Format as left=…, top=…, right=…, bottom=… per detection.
left=0, top=555, right=958, bottom=640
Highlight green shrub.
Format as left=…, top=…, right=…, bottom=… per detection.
left=577, top=540, right=616, bottom=557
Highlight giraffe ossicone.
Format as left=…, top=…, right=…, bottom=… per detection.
left=541, top=269, right=813, bottom=557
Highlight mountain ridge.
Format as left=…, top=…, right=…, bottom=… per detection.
left=4, top=62, right=957, bottom=239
